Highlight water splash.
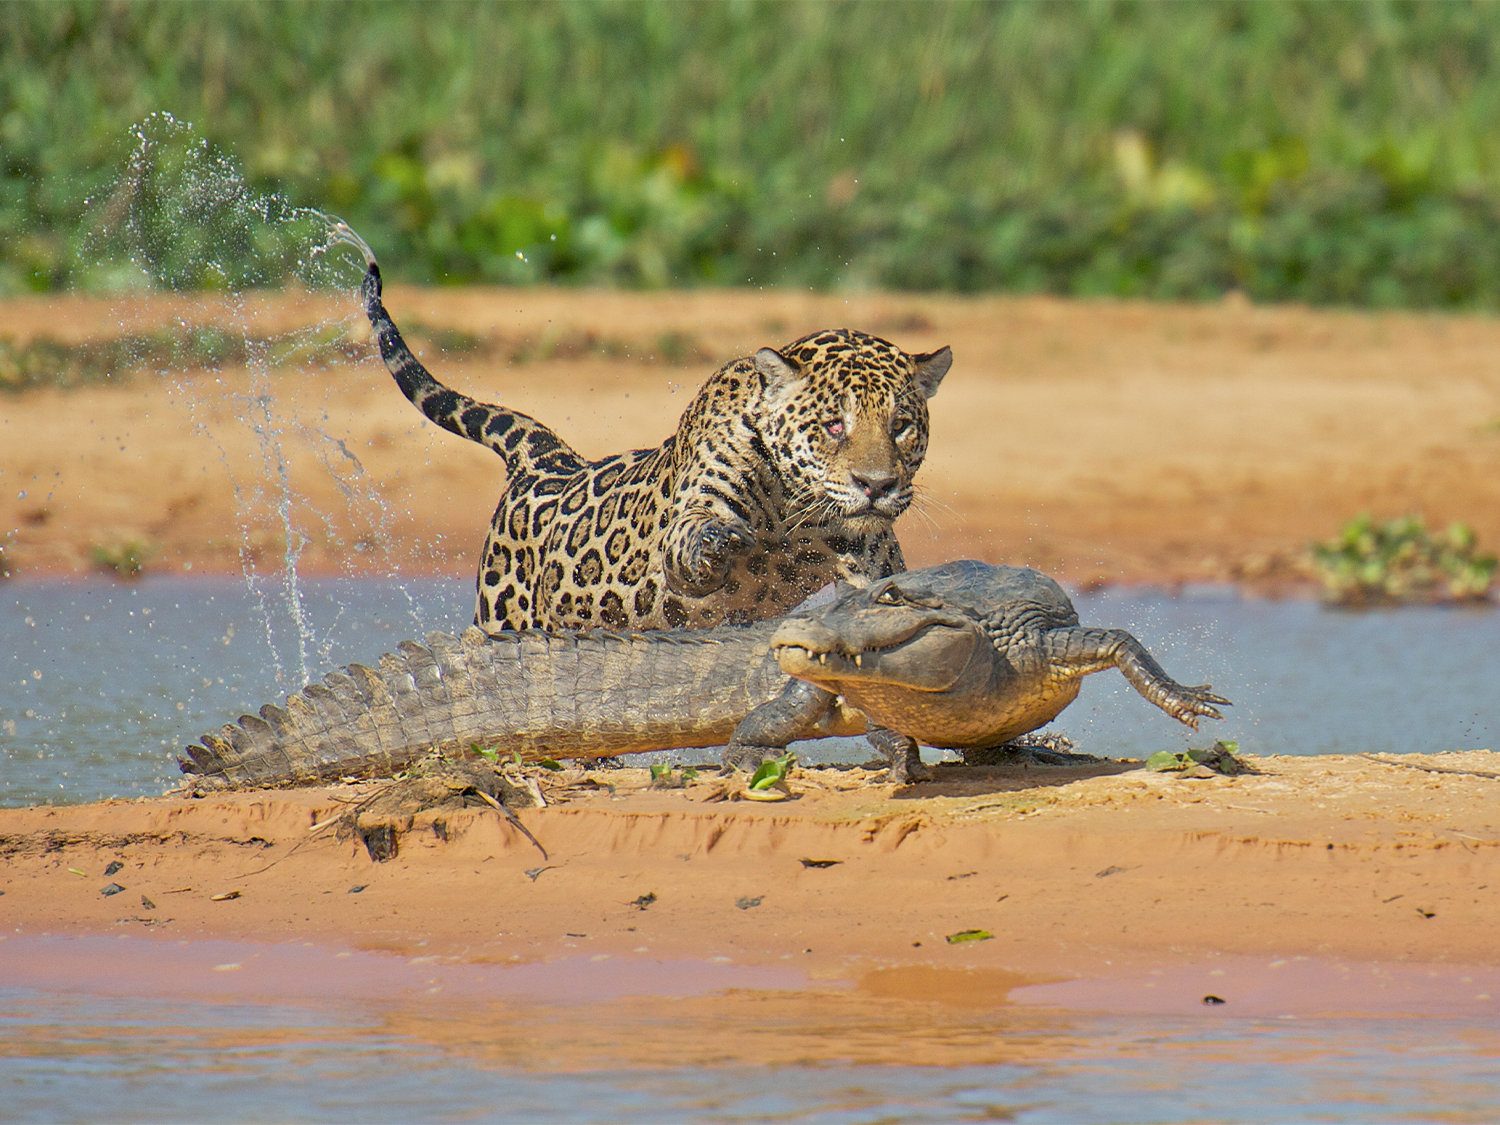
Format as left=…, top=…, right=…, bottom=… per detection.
left=79, top=113, right=421, bottom=690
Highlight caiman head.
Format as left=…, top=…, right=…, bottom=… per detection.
left=770, top=560, right=1083, bottom=749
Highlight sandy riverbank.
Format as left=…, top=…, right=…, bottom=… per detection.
left=3, top=287, right=1500, bottom=588
left=5, top=752, right=1497, bottom=986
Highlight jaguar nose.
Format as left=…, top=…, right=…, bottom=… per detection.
left=850, top=470, right=898, bottom=501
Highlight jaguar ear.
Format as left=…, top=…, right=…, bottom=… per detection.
left=912, top=346, right=952, bottom=399
left=754, top=347, right=802, bottom=394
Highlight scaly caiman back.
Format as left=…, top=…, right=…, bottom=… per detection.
left=181, top=624, right=792, bottom=788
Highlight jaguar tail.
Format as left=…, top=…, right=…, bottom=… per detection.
left=349, top=231, right=586, bottom=478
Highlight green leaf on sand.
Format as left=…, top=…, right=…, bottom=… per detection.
left=749, top=751, right=796, bottom=791
left=946, top=929, right=994, bottom=944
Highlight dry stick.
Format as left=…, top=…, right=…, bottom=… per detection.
left=1358, top=752, right=1500, bottom=780
left=307, top=812, right=344, bottom=835
left=232, top=834, right=326, bottom=880
left=475, top=790, right=549, bottom=860
left=239, top=799, right=371, bottom=878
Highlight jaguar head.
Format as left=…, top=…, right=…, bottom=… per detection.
left=756, top=330, right=950, bottom=534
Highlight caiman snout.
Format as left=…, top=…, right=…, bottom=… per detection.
left=771, top=613, right=980, bottom=692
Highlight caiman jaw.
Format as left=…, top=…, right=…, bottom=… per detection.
left=771, top=622, right=980, bottom=692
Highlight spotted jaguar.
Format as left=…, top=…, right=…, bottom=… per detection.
left=361, top=258, right=950, bottom=634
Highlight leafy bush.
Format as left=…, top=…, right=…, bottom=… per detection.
left=12, top=3, right=1500, bottom=305
left=89, top=539, right=154, bottom=579
left=0, top=325, right=366, bottom=393
left=1311, top=515, right=1497, bottom=606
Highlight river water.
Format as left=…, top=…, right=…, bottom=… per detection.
left=2, top=575, right=1497, bottom=1122
left=3, top=936, right=1499, bottom=1123
left=1, top=576, right=1494, bottom=807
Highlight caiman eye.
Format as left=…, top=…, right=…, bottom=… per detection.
left=874, top=585, right=905, bottom=605
left=825, top=420, right=845, bottom=439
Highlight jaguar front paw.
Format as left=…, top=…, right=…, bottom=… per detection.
left=666, top=518, right=756, bottom=597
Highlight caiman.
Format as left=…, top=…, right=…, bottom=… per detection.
left=180, top=561, right=1230, bottom=788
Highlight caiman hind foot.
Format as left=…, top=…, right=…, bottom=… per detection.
left=341, top=758, right=547, bottom=863
left=720, top=742, right=781, bottom=773
left=866, top=725, right=929, bottom=784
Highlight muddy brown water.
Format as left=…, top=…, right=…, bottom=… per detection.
left=2, top=935, right=1498, bottom=1123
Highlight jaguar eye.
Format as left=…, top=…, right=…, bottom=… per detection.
left=892, top=417, right=914, bottom=438
left=825, top=420, right=845, bottom=439
left=874, top=585, right=904, bottom=605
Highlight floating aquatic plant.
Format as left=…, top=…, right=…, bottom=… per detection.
left=1310, top=515, right=1496, bottom=606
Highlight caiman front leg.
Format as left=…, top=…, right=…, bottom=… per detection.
left=724, top=679, right=836, bottom=772
left=725, top=682, right=928, bottom=784
left=1042, top=628, right=1231, bottom=728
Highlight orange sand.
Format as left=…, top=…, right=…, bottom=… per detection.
left=4, top=753, right=1497, bottom=985
left=3, top=286, right=1499, bottom=586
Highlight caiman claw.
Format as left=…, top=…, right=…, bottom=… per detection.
left=1163, top=684, right=1232, bottom=729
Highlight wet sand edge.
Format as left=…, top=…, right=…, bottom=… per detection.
left=2, top=752, right=1496, bottom=983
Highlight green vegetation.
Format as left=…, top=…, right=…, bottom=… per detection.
left=748, top=751, right=796, bottom=791
left=1311, top=515, right=1497, bottom=605
left=1145, top=740, right=1247, bottom=775
left=11, top=3, right=1500, bottom=305
left=649, top=762, right=700, bottom=788
left=0, top=325, right=367, bottom=393
left=0, top=321, right=703, bottom=395
left=945, top=929, right=995, bottom=944
left=89, top=539, right=154, bottom=579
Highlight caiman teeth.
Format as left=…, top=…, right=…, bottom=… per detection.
left=773, top=643, right=865, bottom=668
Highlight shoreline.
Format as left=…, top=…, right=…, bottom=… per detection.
left=5, top=753, right=1497, bottom=992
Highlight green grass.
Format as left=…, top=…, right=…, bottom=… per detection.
left=10, top=2, right=1500, bottom=306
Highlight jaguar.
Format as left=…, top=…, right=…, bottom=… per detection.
left=360, top=253, right=950, bottom=633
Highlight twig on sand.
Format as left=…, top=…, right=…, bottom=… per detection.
left=1358, top=753, right=1500, bottom=780
left=233, top=835, right=320, bottom=880
left=475, top=790, right=549, bottom=859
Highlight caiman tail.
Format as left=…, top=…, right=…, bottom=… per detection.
left=181, top=625, right=795, bottom=789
